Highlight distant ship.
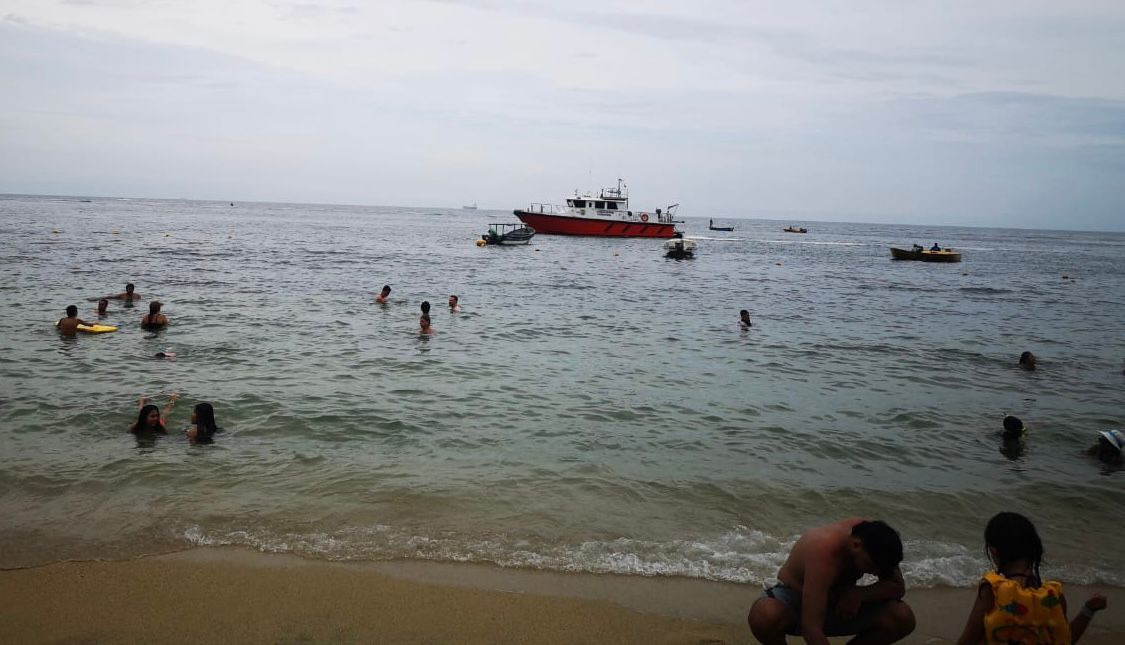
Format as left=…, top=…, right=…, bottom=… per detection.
left=514, top=179, right=680, bottom=238
left=462, top=203, right=478, bottom=210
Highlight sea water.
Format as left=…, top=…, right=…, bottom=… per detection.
left=1, top=195, right=1122, bottom=589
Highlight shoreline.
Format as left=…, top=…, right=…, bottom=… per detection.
left=2, top=547, right=1122, bottom=644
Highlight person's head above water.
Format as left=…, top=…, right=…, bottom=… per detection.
left=133, top=404, right=163, bottom=432
left=1019, top=351, right=1036, bottom=370
left=847, top=520, right=903, bottom=576
left=740, top=309, right=751, bottom=323
left=189, top=402, right=218, bottom=444
left=381, top=285, right=391, bottom=295
left=1002, top=415, right=1025, bottom=440
left=97, top=299, right=108, bottom=313
left=449, top=294, right=459, bottom=306
left=126, top=283, right=135, bottom=294
left=984, top=512, right=1043, bottom=580
left=421, top=300, right=430, bottom=314
left=148, top=301, right=162, bottom=315
left=65, top=305, right=78, bottom=318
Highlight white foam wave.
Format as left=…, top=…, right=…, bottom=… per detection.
left=178, top=525, right=1123, bottom=588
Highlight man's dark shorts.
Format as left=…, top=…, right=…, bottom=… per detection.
left=761, top=583, right=897, bottom=637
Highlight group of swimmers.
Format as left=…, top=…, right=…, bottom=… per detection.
left=128, top=393, right=219, bottom=445
left=56, top=283, right=167, bottom=336
left=1009, top=350, right=1124, bottom=466
left=748, top=514, right=1107, bottom=644
left=374, top=284, right=461, bottom=335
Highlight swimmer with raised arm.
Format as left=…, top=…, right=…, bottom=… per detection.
left=129, top=393, right=179, bottom=434
left=106, top=283, right=142, bottom=301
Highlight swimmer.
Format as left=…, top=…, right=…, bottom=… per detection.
left=376, top=284, right=392, bottom=304
left=155, top=349, right=176, bottom=360
left=419, top=313, right=435, bottom=335
left=56, top=305, right=95, bottom=336
left=106, top=283, right=142, bottom=301
left=1018, top=351, right=1037, bottom=371
left=1002, top=416, right=1025, bottom=441
left=1087, top=430, right=1124, bottom=466
left=129, top=393, right=178, bottom=434
left=421, top=300, right=431, bottom=316
left=96, top=299, right=109, bottom=316
left=449, top=294, right=461, bottom=313
left=141, top=301, right=168, bottom=329
left=739, top=309, right=752, bottom=328
left=186, top=402, right=219, bottom=444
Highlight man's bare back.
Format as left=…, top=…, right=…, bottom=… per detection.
left=777, top=517, right=864, bottom=593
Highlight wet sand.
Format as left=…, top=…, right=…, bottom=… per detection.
left=1, top=547, right=1121, bottom=644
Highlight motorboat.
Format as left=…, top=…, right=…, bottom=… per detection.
left=663, top=234, right=697, bottom=259
left=708, top=219, right=734, bottom=232
left=890, top=246, right=962, bottom=263
left=479, top=222, right=535, bottom=246
left=514, top=179, right=680, bottom=238
left=783, top=226, right=808, bottom=233
left=462, top=203, right=478, bottom=210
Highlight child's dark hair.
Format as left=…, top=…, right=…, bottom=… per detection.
left=66, top=304, right=78, bottom=317
left=193, top=402, right=218, bottom=444
left=984, top=512, right=1043, bottom=583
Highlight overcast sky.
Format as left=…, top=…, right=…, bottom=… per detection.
left=1, top=1, right=1123, bottom=230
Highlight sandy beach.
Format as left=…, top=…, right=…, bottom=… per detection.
left=1, top=547, right=1121, bottom=644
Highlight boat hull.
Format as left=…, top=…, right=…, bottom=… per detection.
left=890, top=247, right=962, bottom=263
left=514, top=211, right=676, bottom=238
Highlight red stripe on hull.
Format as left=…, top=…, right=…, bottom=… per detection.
left=514, top=211, right=676, bottom=238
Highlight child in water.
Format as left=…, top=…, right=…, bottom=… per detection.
left=129, top=393, right=178, bottom=434
left=956, top=512, right=1106, bottom=645
left=186, top=402, right=219, bottom=444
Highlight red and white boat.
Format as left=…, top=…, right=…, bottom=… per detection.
left=514, top=179, right=680, bottom=238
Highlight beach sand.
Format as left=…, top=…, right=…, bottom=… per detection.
left=1, top=547, right=1121, bottom=644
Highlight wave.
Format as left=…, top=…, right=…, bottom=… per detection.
left=177, top=524, right=1125, bottom=588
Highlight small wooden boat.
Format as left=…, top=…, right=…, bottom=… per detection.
left=663, top=234, right=697, bottom=259
left=708, top=219, right=734, bottom=232
left=889, top=246, right=962, bottom=263
left=479, top=223, right=535, bottom=246
left=783, top=226, right=807, bottom=233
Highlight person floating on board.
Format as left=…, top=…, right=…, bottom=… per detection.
left=129, top=393, right=178, bottom=434
left=57, top=305, right=95, bottom=336
left=141, top=301, right=168, bottom=329
left=956, top=512, right=1106, bottom=645
left=1087, top=429, right=1124, bottom=466
left=930, top=243, right=942, bottom=251
left=376, top=284, right=392, bottom=304
left=1018, top=351, right=1037, bottom=371
left=748, top=518, right=915, bottom=645
left=449, top=295, right=461, bottom=313
left=739, top=309, right=752, bottom=329
left=106, top=282, right=142, bottom=301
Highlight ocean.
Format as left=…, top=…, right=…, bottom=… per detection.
left=1, top=194, right=1122, bottom=590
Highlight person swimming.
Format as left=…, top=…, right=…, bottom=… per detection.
left=56, top=305, right=95, bottom=336
left=129, top=393, right=178, bottom=434
left=107, top=283, right=142, bottom=301
left=141, top=301, right=168, bottom=329
left=376, top=285, right=392, bottom=304
left=739, top=309, right=752, bottom=328
left=1018, top=351, right=1037, bottom=371
left=96, top=299, right=109, bottom=316
left=1002, top=416, right=1025, bottom=441
left=186, top=402, right=219, bottom=444
left=449, top=295, right=461, bottom=312
left=419, top=313, right=434, bottom=335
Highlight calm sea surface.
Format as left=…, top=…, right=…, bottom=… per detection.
left=1, top=195, right=1122, bottom=588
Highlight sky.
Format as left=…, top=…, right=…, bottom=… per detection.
left=1, top=1, right=1123, bottom=230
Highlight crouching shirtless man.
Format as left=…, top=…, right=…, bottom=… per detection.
left=748, top=518, right=915, bottom=645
